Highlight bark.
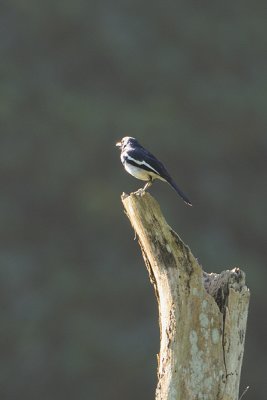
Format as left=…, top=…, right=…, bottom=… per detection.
left=121, top=191, right=250, bottom=400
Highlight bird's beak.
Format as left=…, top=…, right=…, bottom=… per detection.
left=116, top=141, right=121, bottom=148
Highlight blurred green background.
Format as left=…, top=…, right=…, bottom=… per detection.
left=1, top=1, right=266, bottom=399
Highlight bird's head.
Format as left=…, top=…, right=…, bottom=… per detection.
left=116, top=136, right=139, bottom=150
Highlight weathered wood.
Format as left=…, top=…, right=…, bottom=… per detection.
left=122, top=191, right=250, bottom=400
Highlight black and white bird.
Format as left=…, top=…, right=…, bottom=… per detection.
left=116, top=136, right=192, bottom=206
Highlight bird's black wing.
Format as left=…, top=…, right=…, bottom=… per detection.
left=126, top=147, right=169, bottom=178
left=126, top=147, right=192, bottom=206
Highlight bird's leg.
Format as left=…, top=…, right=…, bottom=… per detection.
left=143, top=179, right=153, bottom=191
left=135, top=178, right=153, bottom=196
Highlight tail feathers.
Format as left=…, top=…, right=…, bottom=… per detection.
left=167, top=178, right=192, bottom=206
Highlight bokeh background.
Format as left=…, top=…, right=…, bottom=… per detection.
left=1, top=1, right=266, bottom=399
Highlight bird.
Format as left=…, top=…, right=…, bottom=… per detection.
left=116, top=136, right=192, bottom=206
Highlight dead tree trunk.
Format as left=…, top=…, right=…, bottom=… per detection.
left=121, top=192, right=250, bottom=400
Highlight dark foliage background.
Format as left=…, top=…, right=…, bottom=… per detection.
left=1, top=1, right=266, bottom=399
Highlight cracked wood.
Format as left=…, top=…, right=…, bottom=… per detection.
left=122, top=192, right=250, bottom=400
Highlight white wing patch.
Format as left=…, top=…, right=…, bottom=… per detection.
left=126, top=155, right=160, bottom=175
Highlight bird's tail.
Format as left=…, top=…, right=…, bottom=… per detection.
left=167, top=178, right=192, bottom=206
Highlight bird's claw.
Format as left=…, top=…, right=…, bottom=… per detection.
left=135, top=188, right=146, bottom=196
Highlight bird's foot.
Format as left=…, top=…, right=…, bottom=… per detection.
left=134, top=181, right=152, bottom=196
left=135, top=188, right=146, bottom=196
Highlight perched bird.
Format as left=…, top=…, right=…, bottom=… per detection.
left=116, top=136, right=192, bottom=206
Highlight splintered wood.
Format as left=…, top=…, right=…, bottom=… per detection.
left=122, top=192, right=250, bottom=400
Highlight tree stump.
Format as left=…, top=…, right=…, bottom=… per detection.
left=121, top=191, right=250, bottom=400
